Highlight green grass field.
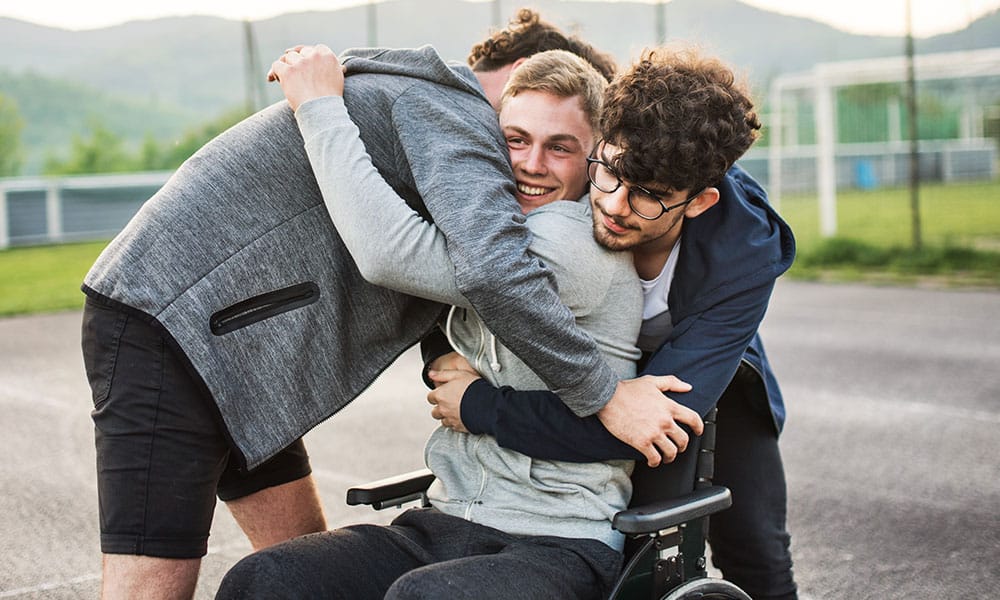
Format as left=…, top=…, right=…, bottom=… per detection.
left=0, top=240, right=108, bottom=317
left=777, top=179, right=1000, bottom=286
left=779, top=180, right=1000, bottom=253
left=1, top=179, right=998, bottom=317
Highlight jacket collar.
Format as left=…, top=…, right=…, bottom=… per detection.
left=668, top=165, right=795, bottom=322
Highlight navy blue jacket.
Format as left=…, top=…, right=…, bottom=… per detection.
left=452, top=165, right=796, bottom=462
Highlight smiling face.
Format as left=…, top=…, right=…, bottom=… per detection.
left=498, top=90, right=595, bottom=214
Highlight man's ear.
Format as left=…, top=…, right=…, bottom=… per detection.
left=511, top=56, right=529, bottom=70
left=684, top=187, right=720, bottom=219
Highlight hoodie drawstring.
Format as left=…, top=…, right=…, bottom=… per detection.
left=444, top=305, right=501, bottom=373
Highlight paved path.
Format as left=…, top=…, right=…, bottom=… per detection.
left=1, top=281, right=998, bottom=598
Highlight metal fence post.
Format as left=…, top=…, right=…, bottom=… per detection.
left=814, top=71, right=838, bottom=238
left=0, top=183, right=8, bottom=249
left=46, top=181, right=63, bottom=244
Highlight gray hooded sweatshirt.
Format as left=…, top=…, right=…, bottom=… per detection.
left=82, top=46, right=619, bottom=469
left=294, top=95, right=643, bottom=549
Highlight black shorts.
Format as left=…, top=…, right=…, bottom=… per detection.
left=81, top=297, right=312, bottom=558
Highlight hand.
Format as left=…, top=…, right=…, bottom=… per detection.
left=428, top=352, right=476, bottom=386
left=598, top=375, right=704, bottom=468
left=267, top=44, right=345, bottom=112
left=426, top=369, right=481, bottom=433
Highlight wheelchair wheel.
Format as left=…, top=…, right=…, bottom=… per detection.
left=660, top=577, right=753, bottom=600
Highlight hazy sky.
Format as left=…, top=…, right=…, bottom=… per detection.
left=3, top=0, right=999, bottom=37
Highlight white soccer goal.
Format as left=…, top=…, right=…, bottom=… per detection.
left=766, top=47, right=1000, bottom=237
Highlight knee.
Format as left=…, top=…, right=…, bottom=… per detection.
left=217, top=550, right=304, bottom=600
left=385, top=572, right=427, bottom=600
left=218, top=530, right=374, bottom=600
left=386, top=569, right=461, bottom=600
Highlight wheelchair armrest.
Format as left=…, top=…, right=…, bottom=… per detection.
left=346, top=468, right=436, bottom=510
left=612, top=485, right=732, bottom=535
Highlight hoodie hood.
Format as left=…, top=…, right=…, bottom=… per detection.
left=669, top=164, right=795, bottom=323
left=342, top=45, right=488, bottom=104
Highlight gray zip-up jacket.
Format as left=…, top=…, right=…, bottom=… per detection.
left=82, top=46, right=619, bottom=469
left=296, top=96, right=642, bottom=548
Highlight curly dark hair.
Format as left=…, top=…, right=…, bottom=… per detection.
left=467, top=8, right=617, bottom=82
left=601, top=48, right=761, bottom=194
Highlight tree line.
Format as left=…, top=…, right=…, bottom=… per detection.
left=0, top=90, right=250, bottom=178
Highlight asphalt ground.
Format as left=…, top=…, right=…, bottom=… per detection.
left=1, top=280, right=998, bottom=598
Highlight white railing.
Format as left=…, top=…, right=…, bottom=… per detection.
left=0, top=171, right=171, bottom=249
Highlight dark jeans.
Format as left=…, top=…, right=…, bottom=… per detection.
left=217, top=508, right=622, bottom=600
left=711, top=381, right=798, bottom=600
left=81, top=297, right=312, bottom=558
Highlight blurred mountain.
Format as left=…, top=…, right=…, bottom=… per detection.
left=0, top=0, right=996, bottom=174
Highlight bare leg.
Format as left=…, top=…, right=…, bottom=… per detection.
left=226, top=474, right=327, bottom=550
left=101, top=555, right=200, bottom=600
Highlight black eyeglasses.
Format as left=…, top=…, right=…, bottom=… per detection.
left=586, top=156, right=704, bottom=221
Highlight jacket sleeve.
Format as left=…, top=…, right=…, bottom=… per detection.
left=461, top=281, right=775, bottom=461
left=391, top=87, right=618, bottom=416
left=641, top=281, right=774, bottom=419
left=461, top=380, right=644, bottom=462
left=296, top=96, right=470, bottom=308
left=419, top=328, right=453, bottom=389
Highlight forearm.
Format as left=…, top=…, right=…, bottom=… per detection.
left=462, top=380, right=642, bottom=462
left=460, top=284, right=776, bottom=461
left=295, top=96, right=470, bottom=308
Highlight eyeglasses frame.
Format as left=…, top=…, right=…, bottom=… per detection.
left=585, top=154, right=705, bottom=221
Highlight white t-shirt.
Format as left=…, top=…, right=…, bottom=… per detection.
left=637, top=239, right=681, bottom=353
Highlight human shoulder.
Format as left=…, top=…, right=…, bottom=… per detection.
left=525, top=200, right=636, bottom=305
left=525, top=200, right=598, bottom=259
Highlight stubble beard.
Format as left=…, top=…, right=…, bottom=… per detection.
left=591, top=218, right=638, bottom=252
left=591, top=210, right=683, bottom=254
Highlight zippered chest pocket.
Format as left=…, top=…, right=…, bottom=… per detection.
left=210, top=282, right=320, bottom=335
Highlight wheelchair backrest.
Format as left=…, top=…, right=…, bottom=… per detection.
left=627, top=407, right=717, bottom=509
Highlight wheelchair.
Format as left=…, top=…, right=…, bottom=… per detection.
left=346, top=407, right=751, bottom=600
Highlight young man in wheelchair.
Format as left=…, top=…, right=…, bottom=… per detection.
left=222, top=33, right=796, bottom=600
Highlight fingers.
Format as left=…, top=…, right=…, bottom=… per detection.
left=268, top=59, right=286, bottom=83
left=650, top=374, right=692, bottom=393
left=636, top=442, right=661, bottom=468
left=426, top=387, right=440, bottom=406
left=643, top=429, right=685, bottom=467
left=428, top=352, right=459, bottom=374
left=432, top=352, right=475, bottom=374
left=426, top=390, right=445, bottom=420
left=641, top=433, right=681, bottom=467
left=672, top=403, right=704, bottom=435
left=664, top=424, right=689, bottom=454
left=649, top=407, right=708, bottom=464
left=427, top=369, right=470, bottom=384
left=428, top=397, right=463, bottom=431
left=267, top=44, right=329, bottom=82
left=267, top=48, right=304, bottom=83
left=641, top=409, right=701, bottom=467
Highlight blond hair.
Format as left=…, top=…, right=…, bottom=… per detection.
left=500, top=49, right=608, bottom=135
